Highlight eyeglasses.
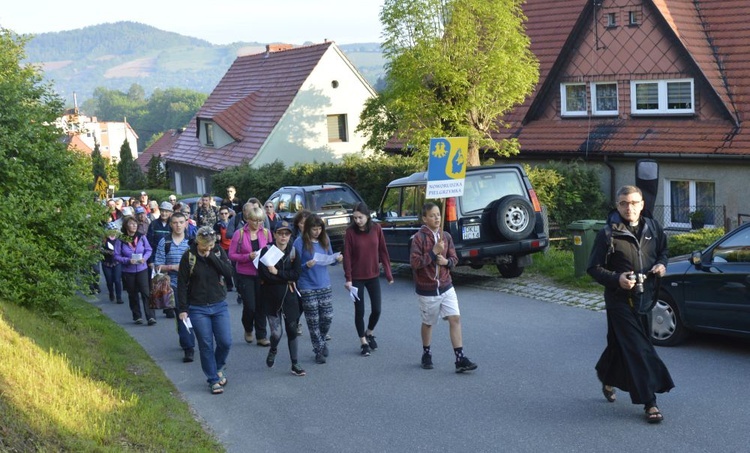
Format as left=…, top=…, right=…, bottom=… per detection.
left=198, top=230, right=215, bottom=237
left=618, top=200, right=643, bottom=208
left=276, top=231, right=292, bottom=236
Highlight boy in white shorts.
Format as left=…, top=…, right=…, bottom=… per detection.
left=410, top=202, right=478, bottom=373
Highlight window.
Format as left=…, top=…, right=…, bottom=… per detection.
left=327, top=114, right=348, bottom=142
left=592, top=82, right=618, bottom=115
left=196, top=176, right=206, bottom=195
left=606, top=13, right=617, bottom=27
left=666, top=179, right=715, bottom=227
left=628, top=10, right=640, bottom=25
left=204, top=122, right=214, bottom=146
left=174, top=171, right=182, bottom=194
left=560, top=83, right=587, bottom=116
left=713, top=229, right=750, bottom=263
left=631, top=79, right=694, bottom=115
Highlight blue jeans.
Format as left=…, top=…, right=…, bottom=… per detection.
left=172, top=286, right=195, bottom=351
left=189, top=301, right=232, bottom=385
left=102, top=263, right=122, bottom=301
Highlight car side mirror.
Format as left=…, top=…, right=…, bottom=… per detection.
left=690, top=251, right=702, bottom=267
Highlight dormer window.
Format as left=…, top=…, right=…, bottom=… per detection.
left=606, top=13, right=617, bottom=28
left=631, top=79, right=694, bottom=115
left=205, top=122, right=214, bottom=146
left=560, top=83, right=587, bottom=117
left=628, top=10, right=640, bottom=25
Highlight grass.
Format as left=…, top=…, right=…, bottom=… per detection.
left=0, top=299, right=224, bottom=452
left=524, top=245, right=601, bottom=292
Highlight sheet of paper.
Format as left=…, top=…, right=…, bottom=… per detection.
left=349, top=286, right=360, bottom=302
left=182, top=317, right=192, bottom=332
left=313, top=252, right=341, bottom=266
left=107, top=242, right=114, bottom=250
left=131, top=253, right=142, bottom=261
left=260, top=245, right=284, bottom=267
left=253, top=253, right=260, bottom=269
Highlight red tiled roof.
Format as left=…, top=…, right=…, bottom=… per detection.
left=137, top=129, right=183, bottom=172
left=493, top=0, right=750, bottom=158
left=165, top=42, right=335, bottom=171
left=64, top=134, right=93, bottom=154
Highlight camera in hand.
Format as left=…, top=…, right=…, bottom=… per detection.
left=628, top=272, right=646, bottom=295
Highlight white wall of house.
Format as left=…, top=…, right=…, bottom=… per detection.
left=253, top=46, right=375, bottom=167
left=102, top=121, right=139, bottom=161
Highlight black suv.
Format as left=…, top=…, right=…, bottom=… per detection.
left=377, top=164, right=548, bottom=277
left=266, top=183, right=366, bottom=251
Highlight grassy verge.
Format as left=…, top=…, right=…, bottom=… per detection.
left=0, top=298, right=224, bottom=452
left=524, top=246, right=601, bottom=292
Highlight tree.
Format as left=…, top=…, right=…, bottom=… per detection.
left=146, top=154, right=169, bottom=189
left=91, top=141, right=107, bottom=185
left=0, top=28, right=103, bottom=313
left=358, top=0, right=539, bottom=166
left=116, top=139, right=145, bottom=189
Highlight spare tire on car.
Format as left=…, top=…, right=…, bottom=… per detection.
left=490, top=195, right=536, bottom=241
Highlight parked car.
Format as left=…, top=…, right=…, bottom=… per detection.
left=266, top=183, right=366, bottom=251
left=177, top=196, right=224, bottom=216
left=652, top=221, right=750, bottom=346
left=376, top=164, right=549, bottom=278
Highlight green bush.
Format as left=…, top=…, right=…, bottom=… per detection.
left=0, top=29, right=103, bottom=314
left=668, top=228, right=725, bottom=256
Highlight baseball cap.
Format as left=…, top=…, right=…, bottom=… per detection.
left=140, top=191, right=148, bottom=196
left=276, top=221, right=293, bottom=233
left=135, top=206, right=145, bottom=214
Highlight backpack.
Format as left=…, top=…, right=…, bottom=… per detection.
left=149, top=272, right=175, bottom=309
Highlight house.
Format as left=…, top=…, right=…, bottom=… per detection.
left=56, top=106, right=139, bottom=160
left=488, top=0, right=750, bottom=231
left=164, top=42, right=376, bottom=195
left=136, top=128, right=183, bottom=173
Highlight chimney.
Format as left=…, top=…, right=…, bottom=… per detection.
left=265, top=43, right=294, bottom=54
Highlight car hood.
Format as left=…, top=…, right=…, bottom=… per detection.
left=663, top=254, right=693, bottom=278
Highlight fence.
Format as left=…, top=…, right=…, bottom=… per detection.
left=651, top=205, right=726, bottom=230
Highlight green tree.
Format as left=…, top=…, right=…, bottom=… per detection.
left=359, top=0, right=539, bottom=166
left=91, top=141, right=107, bottom=185
left=116, top=139, right=144, bottom=189
left=0, top=28, right=103, bottom=313
left=146, top=154, right=169, bottom=189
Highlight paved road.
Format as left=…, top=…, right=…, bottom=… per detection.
left=90, top=266, right=750, bottom=452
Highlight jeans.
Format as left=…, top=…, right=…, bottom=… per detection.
left=189, top=301, right=232, bottom=385
left=101, top=263, right=123, bottom=301
left=172, top=286, right=195, bottom=351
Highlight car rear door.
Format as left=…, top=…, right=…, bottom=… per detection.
left=378, top=184, right=425, bottom=263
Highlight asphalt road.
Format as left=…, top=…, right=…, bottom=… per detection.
left=90, top=266, right=750, bottom=452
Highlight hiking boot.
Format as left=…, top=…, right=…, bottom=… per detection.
left=147, top=318, right=157, bottom=326
left=455, top=356, right=478, bottom=373
left=315, top=352, right=326, bottom=364
left=421, top=352, right=433, bottom=370
left=266, top=349, right=277, bottom=368
left=165, top=309, right=176, bottom=319
left=134, top=318, right=144, bottom=325
left=291, top=363, right=306, bottom=376
left=361, top=344, right=371, bottom=357
left=183, top=348, right=194, bottom=363
left=366, top=334, right=378, bottom=350
left=244, top=332, right=254, bottom=343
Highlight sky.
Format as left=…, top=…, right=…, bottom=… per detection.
left=0, top=0, right=386, bottom=45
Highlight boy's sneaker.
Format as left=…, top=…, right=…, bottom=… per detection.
left=366, top=334, right=378, bottom=350
left=291, top=364, right=306, bottom=376
left=421, top=352, right=433, bottom=370
left=134, top=318, right=144, bottom=325
left=361, top=344, right=371, bottom=356
left=147, top=318, right=157, bottom=326
left=315, top=352, right=326, bottom=364
left=455, top=356, right=478, bottom=373
left=266, top=349, right=277, bottom=368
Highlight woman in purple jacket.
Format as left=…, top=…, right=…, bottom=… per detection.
left=115, top=215, right=156, bottom=325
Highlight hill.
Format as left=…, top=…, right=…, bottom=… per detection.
left=22, top=21, right=385, bottom=107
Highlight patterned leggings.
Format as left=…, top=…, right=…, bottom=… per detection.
left=300, top=287, right=333, bottom=354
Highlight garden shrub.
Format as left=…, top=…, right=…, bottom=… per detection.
left=668, top=228, right=725, bottom=256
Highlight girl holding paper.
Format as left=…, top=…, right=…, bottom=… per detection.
left=229, top=204, right=273, bottom=346
left=293, top=214, right=343, bottom=364
left=259, top=221, right=305, bottom=376
left=343, top=202, right=393, bottom=357
left=115, top=215, right=155, bottom=325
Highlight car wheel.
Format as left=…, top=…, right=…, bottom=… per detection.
left=496, top=258, right=524, bottom=278
left=651, top=293, right=688, bottom=346
left=490, top=195, right=536, bottom=241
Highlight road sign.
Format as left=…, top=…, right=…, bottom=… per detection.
left=94, top=176, right=108, bottom=199
left=426, top=137, right=468, bottom=198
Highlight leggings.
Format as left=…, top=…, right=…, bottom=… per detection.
left=300, top=287, right=333, bottom=354
left=353, top=277, right=382, bottom=338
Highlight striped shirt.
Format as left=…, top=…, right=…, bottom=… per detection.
left=154, top=236, right=190, bottom=290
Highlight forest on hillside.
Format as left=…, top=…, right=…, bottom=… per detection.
left=20, top=21, right=385, bottom=108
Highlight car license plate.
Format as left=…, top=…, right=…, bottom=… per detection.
left=328, top=217, right=349, bottom=226
left=462, top=225, right=480, bottom=240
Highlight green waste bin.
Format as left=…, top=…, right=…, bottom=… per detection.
left=568, top=220, right=607, bottom=277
